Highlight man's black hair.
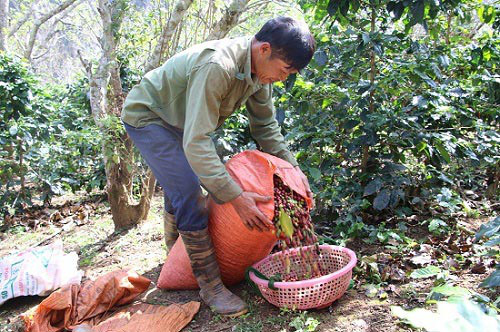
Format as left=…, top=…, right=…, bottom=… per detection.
left=255, top=16, right=316, bottom=71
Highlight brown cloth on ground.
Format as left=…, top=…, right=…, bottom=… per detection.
left=22, top=270, right=200, bottom=332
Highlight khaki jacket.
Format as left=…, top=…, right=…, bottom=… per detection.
left=121, top=37, right=297, bottom=203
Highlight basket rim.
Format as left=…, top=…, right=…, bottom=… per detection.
left=248, top=244, right=357, bottom=289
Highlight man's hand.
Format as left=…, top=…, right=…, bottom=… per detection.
left=230, top=191, right=274, bottom=232
left=295, top=165, right=315, bottom=209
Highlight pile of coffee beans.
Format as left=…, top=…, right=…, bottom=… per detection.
left=271, top=175, right=323, bottom=281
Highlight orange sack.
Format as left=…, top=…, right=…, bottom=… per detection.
left=157, top=150, right=312, bottom=289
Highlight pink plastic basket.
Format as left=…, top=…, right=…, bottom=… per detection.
left=249, top=244, right=357, bottom=310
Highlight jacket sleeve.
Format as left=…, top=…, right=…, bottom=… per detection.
left=183, top=63, right=243, bottom=203
left=246, top=84, right=298, bottom=167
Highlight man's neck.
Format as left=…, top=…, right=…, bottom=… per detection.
left=250, top=37, right=257, bottom=75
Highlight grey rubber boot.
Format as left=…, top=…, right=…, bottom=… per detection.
left=164, top=211, right=179, bottom=251
left=179, top=228, right=248, bottom=317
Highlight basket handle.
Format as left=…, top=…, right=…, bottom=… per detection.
left=245, top=267, right=280, bottom=294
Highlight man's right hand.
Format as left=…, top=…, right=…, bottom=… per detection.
left=230, top=191, right=274, bottom=232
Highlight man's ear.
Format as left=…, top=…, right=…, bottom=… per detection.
left=259, top=42, right=272, bottom=56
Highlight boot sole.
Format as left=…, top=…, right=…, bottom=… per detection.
left=218, top=308, right=248, bottom=318
left=206, top=301, right=249, bottom=318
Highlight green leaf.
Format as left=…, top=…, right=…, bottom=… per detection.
left=416, top=141, right=427, bottom=153
left=479, top=268, right=500, bottom=288
left=285, top=74, right=297, bottom=91
left=364, top=284, right=378, bottom=298
left=439, top=174, right=453, bottom=185
left=475, top=217, right=500, bottom=242
left=428, top=218, right=448, bottom=234
left=343, top=119, right=360, bottom=130
left=363, top=179, right=382, bottom=196
left=309, top=167, right=321, bottom=181
left=414, top=69, right=431, bottom=80
left=351, top=0, right=360, bottom=13
left=410, top=0, right=425, bottom=25
left=484, top=236, right=500, bottom=247
left=483, top=47, right=491, bottom=61
left=389, top=2, right=405, bottom=20
left=279, top=208, right=294, bottom=238
left=389, top=190, right=404, bottom=208
left=9, top=125, right=18, bottom=136
left=471, top=47, right=482, bottom=65
left=314, top=50, right=328, bottom=67
left=435, top=141, right=451, bottom=163
left=276, top=108, right=285, bottom=125
left=478, top=5, right=496, bottom=24
left=438, top=55, right=450, bottom=68
left=391, top=300, right=500, bottom=332
left=431, top=284, right=471, bottom=298
left=339, top=0, right=349, bottom=17
left=358, top=82, right=371, bottom=94
left=410, top=266, right=441, bottom=279
left=430, top=26, right=439, bottom=40
left=309, top=168, right=321, bottom=182
left=362, top=33, right=370, bottom=45
left=373, top=189, right=390, bottom=210
left=377, top=231, right=389, bottom=243
left=327, top=0, right=340, bottom=16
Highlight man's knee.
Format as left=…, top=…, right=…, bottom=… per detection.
left=173, top=189, right=209, bottom=231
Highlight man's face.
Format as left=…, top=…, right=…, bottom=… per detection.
left=253, top=43, right=298, bottom=84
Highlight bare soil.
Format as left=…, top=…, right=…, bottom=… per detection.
left=0, top=192, right=495, bottom=332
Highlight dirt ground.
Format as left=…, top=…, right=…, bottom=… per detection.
left=0, top=192, right=495, bottom=332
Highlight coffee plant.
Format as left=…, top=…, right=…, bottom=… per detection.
left=269, top=0, right=499, bottom=235
left=0, top=54, right=104, bottom=220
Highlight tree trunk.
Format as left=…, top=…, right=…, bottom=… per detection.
left=206, top=0, right=249, bottom=41
left=144, top=0, right=194, bottom=73
left=84, top=0, right=253, bottom=229
left=446, top=11, right=452, bottom=45
left=107, top=166, right=156, bottom=227
left=486, top=163, right=500, bottom=199
left=0, top=0, right=8, bottom=51
left=81, top=0, right=195, bottom=229
left=17, top=139, right=25, bottom=199
left=361, top=1, right=377, bottom=173
left=78, top=0, right=157, bottom=229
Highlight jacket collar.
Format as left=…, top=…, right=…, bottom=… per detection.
left=236, top=37, right=259, bottom=86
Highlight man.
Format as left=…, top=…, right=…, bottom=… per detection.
left=121, top=16, right=316, bottom=317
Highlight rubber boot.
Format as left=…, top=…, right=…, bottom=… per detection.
left=179, top=228, right=248, bottom=317
left=164, top=211, right=179, bottom=251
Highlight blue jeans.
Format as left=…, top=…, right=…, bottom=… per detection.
left=123, top=122, right=208, bottom=231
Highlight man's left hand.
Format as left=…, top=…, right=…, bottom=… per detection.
left=294, top=165, right=315, bottom=209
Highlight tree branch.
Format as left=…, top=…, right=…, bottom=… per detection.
left=361, top=0, right=378, bottom=173
left=8, top=0, right=39, bottom=37
left=32, top=47, right=52, bottom=60
left=24, top=0, right=80, bottom=61
left=206, top=0, right=250, bottom=41
left=0, top=0, right=9, bottom=51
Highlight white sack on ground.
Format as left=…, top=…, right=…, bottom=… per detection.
left=0, top=240, right=82, bottom=305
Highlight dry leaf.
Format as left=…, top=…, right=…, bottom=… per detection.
left=390, top=265, right=406, bottom=282
left=410, top=253, right=432, bottom=266
left=470, top=262, right=486, bottom=274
